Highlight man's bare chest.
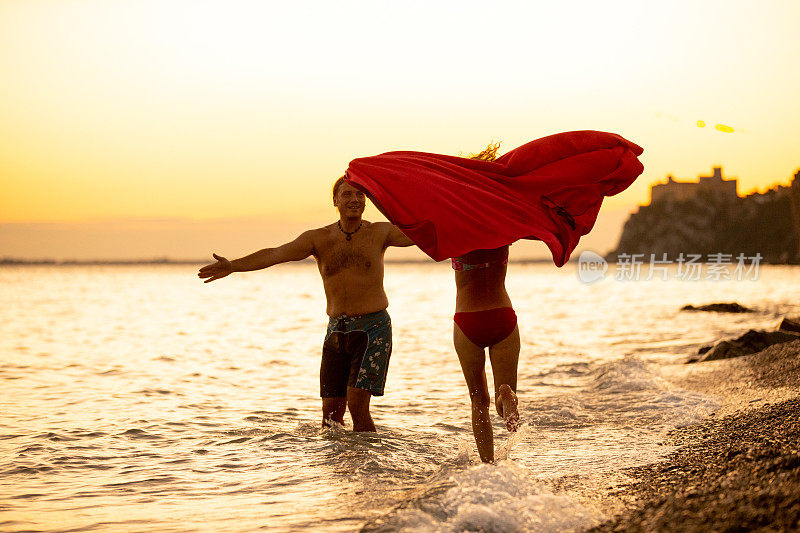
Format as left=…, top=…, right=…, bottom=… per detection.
left=317, top=240, right=383, bottom=278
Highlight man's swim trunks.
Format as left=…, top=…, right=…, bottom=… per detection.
left=320, top=309, right=392, bottom=397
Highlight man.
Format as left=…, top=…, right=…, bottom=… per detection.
left=198, top=177, right=414, bottom=432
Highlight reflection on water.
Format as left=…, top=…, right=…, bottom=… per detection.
left=1, top=264, right=798, bottom=531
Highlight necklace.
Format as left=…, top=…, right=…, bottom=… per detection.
left=337, top=220, right=363, bottom=241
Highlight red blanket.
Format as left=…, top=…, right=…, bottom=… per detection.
left=345, top=130, right=644, bottom=266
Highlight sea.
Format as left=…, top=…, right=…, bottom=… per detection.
left=2, top=262, right=799, bottom=532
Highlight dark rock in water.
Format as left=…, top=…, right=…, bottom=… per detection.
left=681, top=302, right=753, bottom=313
left=778, top=317, right=800, bottom=334
left=700, top=340, right=746, bottom=361
left=686, top=345, right=713, bottom=363
left=696, top=329, right=800, bottom=362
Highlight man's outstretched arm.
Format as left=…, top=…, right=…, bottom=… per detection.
left=198, top=230, right=316, bottom=283
left=383, top=224, right=415, bottom=248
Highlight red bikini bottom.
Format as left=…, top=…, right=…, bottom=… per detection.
left=454, top=307, right=517, bottom=348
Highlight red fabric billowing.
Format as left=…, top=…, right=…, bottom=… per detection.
left=344, top=130, right=644, bottom=266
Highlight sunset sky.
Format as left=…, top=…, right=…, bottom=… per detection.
left=1, top=0, right=799, bottom=260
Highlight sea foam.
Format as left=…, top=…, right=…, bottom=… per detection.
left=367, top=462, right=601, bottom=532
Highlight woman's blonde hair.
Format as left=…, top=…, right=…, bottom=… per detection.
left=464, top=141, right=501, bottom=161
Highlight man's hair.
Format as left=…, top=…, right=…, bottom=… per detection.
left=332, top=175, right=346, bottom=201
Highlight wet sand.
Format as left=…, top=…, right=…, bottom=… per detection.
left=587, top=339, right=800, bottom=532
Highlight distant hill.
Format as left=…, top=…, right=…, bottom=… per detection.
left=607, top=169, right=800, bottom=264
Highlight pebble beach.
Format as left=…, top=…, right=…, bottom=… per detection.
left=588, top=339, right=800, bottom=532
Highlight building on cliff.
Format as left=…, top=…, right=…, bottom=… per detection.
left=607, top=168, right=800, bottom=264
left=649, top=167, right=738, bottom=205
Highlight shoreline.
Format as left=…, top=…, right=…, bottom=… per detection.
left=585, top=339, right=800, bottom=532
left=3, top=259, right=800, bottom=267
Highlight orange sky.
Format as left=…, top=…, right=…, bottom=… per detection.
left=1, top=1, right=799, bottom=259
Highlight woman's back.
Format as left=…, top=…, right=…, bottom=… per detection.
left=453, top=246, right=511, bottom=312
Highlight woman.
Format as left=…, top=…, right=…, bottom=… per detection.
left=452, top=244, right=520, bottom=463
left=343, top=131, right=645, bottom=462
left=451, top=144, right=519, bottom=463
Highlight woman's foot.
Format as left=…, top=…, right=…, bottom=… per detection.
left=496, top=384, right=520, bottom=432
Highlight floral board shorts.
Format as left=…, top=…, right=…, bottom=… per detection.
left=320, top=309, right=392, bottom=397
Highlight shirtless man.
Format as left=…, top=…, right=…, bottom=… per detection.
left=198, top=178, right=414, bottom=432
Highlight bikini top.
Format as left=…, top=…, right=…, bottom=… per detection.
left=451, top=246, right=509, bottom=271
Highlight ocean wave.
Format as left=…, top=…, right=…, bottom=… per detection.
left=582, top=356, right=718, bottom=428
left=364, top=462, right=601, bottom=532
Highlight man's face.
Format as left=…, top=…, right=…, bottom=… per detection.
left=334, top=182, right=366, bottom=217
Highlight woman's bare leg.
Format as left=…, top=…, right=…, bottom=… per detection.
left=488, top=325, right=520, bottom=431
left=454, top=322, right=494, bottom=463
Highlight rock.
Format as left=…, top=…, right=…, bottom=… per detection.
left=778, top=317, right=800, bottom=334
left=700, top=340, right=748, bottom=362
left=696, top=329, right=800, bottom=362
left=686, top=345, right=713, bottom=363
left=681, top=302, right=754, bottom=313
